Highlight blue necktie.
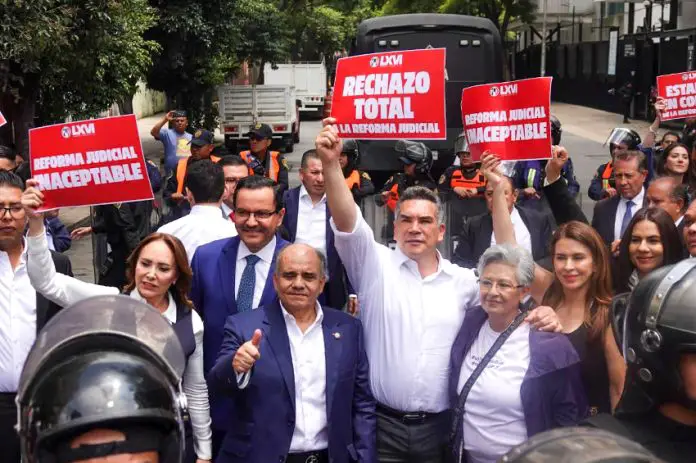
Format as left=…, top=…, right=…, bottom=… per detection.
left=620, top=200, right=635, bottom=238
left=237, top=255, right=261, bottom=313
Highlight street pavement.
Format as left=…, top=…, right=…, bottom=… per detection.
left=62, top=105, right=656, bottom=282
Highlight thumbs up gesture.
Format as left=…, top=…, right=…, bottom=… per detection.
left=233, top=329, right=263, bottom=375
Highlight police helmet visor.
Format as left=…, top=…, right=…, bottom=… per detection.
left=605, top=128, right=639, bottom=148
left=395, top=140, right=427, bottom=163
left=454, top=136, right=469, bottom=154
left=18, top=295, right=186, bottom=401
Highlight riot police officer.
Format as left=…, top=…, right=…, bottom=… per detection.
left=376, top=140, right=436, bottom=212
left=340, top=139, right=375, bottom=205
left=586, top=261, right=696, bottom=462
left=17, top=296, right=187, bottom=462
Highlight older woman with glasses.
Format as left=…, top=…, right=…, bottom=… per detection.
left=448, top=244, right=587, bottom=463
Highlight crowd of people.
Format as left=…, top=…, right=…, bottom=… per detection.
left=0, top=104, right=695, bottom=463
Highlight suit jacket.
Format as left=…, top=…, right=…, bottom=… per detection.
left=190, top=235, right=289, bottom=432
left=591, top=195, right=648, bottom=245
left=542, top=178, right=588, bottom=225
left=37, top=252, right=73, bottom=331
left=208, top=301, right=376, bottom=463
left=282, top=187, right=350, bottom=308
left=452, top=207, right=554, bottom=269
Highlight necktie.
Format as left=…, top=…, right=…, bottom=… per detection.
left=237, top=255, right=261, bottom=313
left=620, top=200, right=635, bottom=238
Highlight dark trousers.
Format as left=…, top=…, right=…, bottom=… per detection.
left=376, top=406, right=451, bottom=463
left=0, top=393, right=20, bottom=463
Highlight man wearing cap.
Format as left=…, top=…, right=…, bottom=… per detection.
left=376, top=140, right=437, bottom=213
left=150, top=110, right=192, bottom=175
left=239, top=123, right=290, bottom=194
left=162, top=129, right=221, bottom=222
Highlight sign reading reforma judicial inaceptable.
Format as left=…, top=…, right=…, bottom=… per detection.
left=331, top=48, right=447, bottom=140
left=29, top=115, right=153, bottom=211
left=461, top=76, right=553, bottom=162
left=657, top=71, right=696, bottom=121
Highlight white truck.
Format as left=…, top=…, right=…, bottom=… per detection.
left=217, top=84, right=300, bottom=153
left=263, top=62, right=327, bottom=117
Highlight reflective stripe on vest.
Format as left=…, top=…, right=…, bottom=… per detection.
left=450, top=169, right=486, bottom=189
left=345, top=170, right=360, bottom=190
left=601, top=162, right=613, bottom=191
left=386, top=183, right=399, bottom=212
left=240, top=150, right=281, bottom=182
left=526, top=169, right=537, bottom=189
left=175, top=155, right=220, bottom=194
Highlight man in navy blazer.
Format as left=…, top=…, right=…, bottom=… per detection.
left=283, top=150, right=350, bottom=309
left=190, top=175, right=289, bottom=458
left=209, top=243, right=376, bottom=463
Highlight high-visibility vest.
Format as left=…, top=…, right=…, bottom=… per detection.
left=386, top=183, right=399, bottom=212
left=601, top=161, right=613, bottom=190
left=451, top=169, right=486, bottom=189
left=240, top=150, right=281, bottom=182
left=345, top=170, right=361, bottom=190
left=175, top=155, right=220, bottom=194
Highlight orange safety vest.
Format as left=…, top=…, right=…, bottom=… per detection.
left=601, top=161, right=613, bottom=190
left=450, top=169, right=486, bottom=190
left=345, top=170, right=361, bottom=190
left=175, top=155, right=221, bottom=194
left=386, top=183, right=399, bottom=212
left=240, top=150, right=281, bottom=182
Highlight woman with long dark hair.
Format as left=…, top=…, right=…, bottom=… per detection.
left=21, top=180, right=212, bottom=463
left=659, top=143, right=690, bottom=184
left=613, top=207, right=684, bottom=294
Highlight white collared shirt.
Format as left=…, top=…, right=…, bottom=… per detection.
left=0, top=244, right=36, bottom=392
left=235, top=236, right=277, bottom=310
left=331, top=207, right=479, bottom=413
left=221, top=202, right=234, bottom=220
left=614, top=187, right=645, bottom=241
left=490, top=207, right=532, bottom=256
left=158, top=204, right=237, bottom=263
left=676, top=215, right=684, bottom=228
left=296, top=186, right=327, bottom=255
left=282, top=302, right=328, bottom=452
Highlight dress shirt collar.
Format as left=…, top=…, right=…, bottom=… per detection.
left=676, top=215, right=684, bottom=227
left=621, top=187, right=645, bottom=207
left=280, top=300, right=324, bottom=330
left=510, top=206, right=522, bottom=223
left=128, top=290, right=177, bottom=324
left=221, top=202, right=233, bottom=217
left=393, top=245, right=457, bottom=279
left=190, top=204, right=226, bottom=218
left=238, top=235, right=277, bottom=265
left=299, top=185, right=327, bottom=205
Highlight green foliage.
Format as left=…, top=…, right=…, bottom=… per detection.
left=439, top=0, right=535, bottom=39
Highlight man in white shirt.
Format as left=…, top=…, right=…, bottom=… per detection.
left=282, top=150, right=350, bottom=308
left=190, top=175, right=289, bottom=459
left=158, top=160, right=237, bottom=262
left=314, top=121, right=560, bottom=462
left=209, top=243, right=375, bottom=463
left=219, top=155, right=249, bottom=221
left=591, top=151, right=648, bottom=246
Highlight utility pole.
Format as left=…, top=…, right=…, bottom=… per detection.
left=541, top=0, right=548, bottom=76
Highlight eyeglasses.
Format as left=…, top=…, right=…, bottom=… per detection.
left=0, top=205, right=24, bottom=218
left=235, top=209, right=276, bottom=220
left=478, top=279, right=523, bottom=292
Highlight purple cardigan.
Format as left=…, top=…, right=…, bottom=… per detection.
left=449, top=307, right=589, bottom=437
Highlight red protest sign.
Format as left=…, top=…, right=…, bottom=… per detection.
left=657, top=71, right=696, bottom=121
left=461, top=77, right=553, bottom=162
left=331, top=49, right=446, bottom=140
left=29, top=115, right=153, bottom=211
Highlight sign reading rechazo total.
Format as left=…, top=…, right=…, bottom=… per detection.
left=331, top=49, right=446, bottom=139
left=461, top=77, right=553, bottom=161
left=657, top=71, right=696, bottom=121
left=29, top=115, right=154, bottom=211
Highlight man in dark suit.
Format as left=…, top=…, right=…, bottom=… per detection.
left=209, top=243, right=376, bottom=463
left=0, top=170, right=73, bottom=462
left=283, top=150, right=349, bottom=309
left=190, top=175, right=289, bottom=458
left=452, top=176, right=554, bottom=269
left=591, top=150, right=649, bottom=246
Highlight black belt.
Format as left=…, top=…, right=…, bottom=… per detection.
left=286, top=449, right=329, bottom=463
left=377, top=403, right=447, bottom=424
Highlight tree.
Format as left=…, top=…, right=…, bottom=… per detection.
left=1, top=0, right=157, bottom=155
left=439, top=0, right=535, bottom=40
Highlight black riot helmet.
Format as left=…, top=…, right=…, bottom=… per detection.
left=395, top=140, right=433, bottom=176
left=341, top=139, right=360, bottom=172
left=18, top=296, right=187, bottom=463
left=550, top=114, right=562, bottom=146
left=615, top=260, right=696, bottom=416
left=605, top=128, right=642, bottom=156
left=454, top=133, right=469, bottom=155
left=500, top=427, right=663, bottom=463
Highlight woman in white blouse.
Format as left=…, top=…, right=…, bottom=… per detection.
left=22, top=180, right=212, bottom=463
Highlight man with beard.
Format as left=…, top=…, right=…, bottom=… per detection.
left=283, top=150, right=350, bottom=309
left=190, top=175, right=288, bottom=460
left=339, top=140, right=374, bottom=205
